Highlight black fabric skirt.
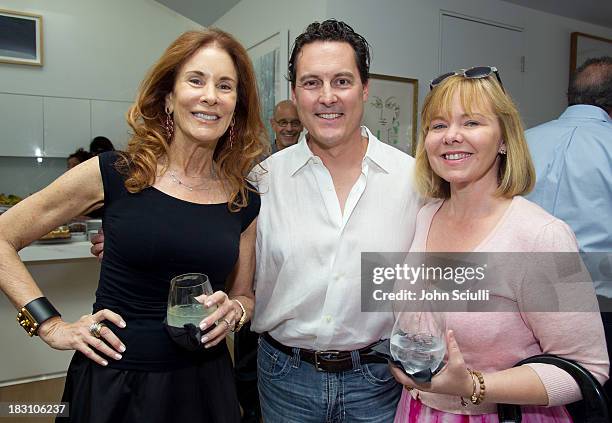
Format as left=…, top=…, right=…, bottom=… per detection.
left=57, top=348, right=240, bottom=423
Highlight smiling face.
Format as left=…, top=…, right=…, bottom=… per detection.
left=424, top=91, right=505, bottom=192
left=165, top=44, right=238, bottom=147
left=270, top=101, right=303, bottom=148
left=291, top=41, right=368, bottom=150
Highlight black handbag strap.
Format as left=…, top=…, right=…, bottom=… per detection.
left=497, top=354, right=610, bottom=423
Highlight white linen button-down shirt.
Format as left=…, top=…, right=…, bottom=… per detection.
left=251, top=127, right=421, bottom=350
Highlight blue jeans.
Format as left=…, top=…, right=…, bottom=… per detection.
left=257, top=336, right=401, bottom=423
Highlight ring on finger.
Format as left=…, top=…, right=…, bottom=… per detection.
left=222, top=318, right=232, bottom=330
left=89, top=321, right=105, bottom=338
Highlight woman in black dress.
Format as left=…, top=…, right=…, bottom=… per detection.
left=0, top=28, right=267, bottom=422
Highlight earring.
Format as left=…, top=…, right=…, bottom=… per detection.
left=498, top=146, right=507, bottom=155
left=228, top=116, right=236, bottom=149
left=163, top=107, right=174, bottom=142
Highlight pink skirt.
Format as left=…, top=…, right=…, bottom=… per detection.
left=394, top=391, right=572, bottom=423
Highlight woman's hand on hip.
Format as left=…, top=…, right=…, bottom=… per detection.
left=38, top=309, right=126, bottom=366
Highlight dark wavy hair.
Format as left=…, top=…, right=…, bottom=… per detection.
left=288, top=19, right=371, bottom=87
left=568, top=56, right=612, bottom=113
left=90, top=136, right=115, bottom=155
left=68, top=148, right=92, bottom=163
left=118, top=29, right=267, bottom=211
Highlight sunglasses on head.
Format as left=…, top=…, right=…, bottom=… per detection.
left=429, top=66, right=504, bottom=92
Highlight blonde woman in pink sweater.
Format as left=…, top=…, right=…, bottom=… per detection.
left=391, top=68, right=609, bottom=422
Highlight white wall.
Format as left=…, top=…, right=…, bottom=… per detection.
left=0, top=0, right=202, bottom=197
left=213, top=0, right=327, bottom=100
left=0, top=0, right=201, bottom=100
left=214, top=0, right=326, bottom=52
left=215, top=0, right=612, bottom=130
left=324, top=0, right=612, bottom=129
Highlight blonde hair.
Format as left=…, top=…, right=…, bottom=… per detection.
left=415, top=74, right=534, bottom=198
left=117, top=29, right=268, bottom=211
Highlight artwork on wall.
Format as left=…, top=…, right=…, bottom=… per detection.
left=363, top=74, right=418, bottom=156
left=570, top=32, right=612, bottom=76
left=0, top=9, right=43, bottom=66
left=248, top=32, right=282, bottom=144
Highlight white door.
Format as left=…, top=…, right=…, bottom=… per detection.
left=440, top=14, right=525, bottom=118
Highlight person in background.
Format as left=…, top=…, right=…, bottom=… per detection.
left=67, top=148, right=92, bottom=170
left=89, top=136, right=115, bottom=155
left=269, top=100, right=303, bottom=153
left=88, top=137, right=115, bottom=219
left=233, top=323, right=260, bottom=422
left=0, top=28, right=266, bottom=423
left=391, top=67, right=608, bottom=422
left=526, top=56, right=612, bottom=400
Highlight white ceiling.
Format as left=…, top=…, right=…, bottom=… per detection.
left=156, top=0, right=612, bottom=30
left=500, top=0, right=612, bottom=29
left=155, top=0, right=240, bottom=26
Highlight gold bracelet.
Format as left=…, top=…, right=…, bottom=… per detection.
left=470, top=369, right=486, bottom=405
left=231, top=298, right=247, bottom=332
left=461, top=368, right=477, bottom=407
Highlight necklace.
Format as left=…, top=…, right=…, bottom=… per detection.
left=169, top=171, right=215, bottom=191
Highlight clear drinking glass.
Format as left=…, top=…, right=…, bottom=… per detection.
left=390, top=310, right=447, bottom=375
left=167, top=273, right=215, bottom=328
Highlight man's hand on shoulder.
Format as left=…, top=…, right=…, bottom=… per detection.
left=90, top=229, right=104, bottom=261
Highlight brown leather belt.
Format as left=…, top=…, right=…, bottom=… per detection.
left=262, top=332, right=387, bottom=372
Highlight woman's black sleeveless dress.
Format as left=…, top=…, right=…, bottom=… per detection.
left=58, top=151, right=259, bottom=423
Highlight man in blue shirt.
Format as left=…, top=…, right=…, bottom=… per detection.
left=526, top=56, right=612, bottom=398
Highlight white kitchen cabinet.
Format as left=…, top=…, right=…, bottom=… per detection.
left=91, top=100, right=133, bottom=151
left=0, top=93, right=44, bottom=157
left=0, top=94, right=133, bottom=157
left=43, top=97, right=91, bottom=157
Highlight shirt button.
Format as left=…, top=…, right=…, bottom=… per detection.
left=324, top=315, right=332, bottom=323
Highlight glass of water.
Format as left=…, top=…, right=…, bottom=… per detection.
left=390, top=310, right=447, bottom=376
left=167, top=273, right=215, bottom=328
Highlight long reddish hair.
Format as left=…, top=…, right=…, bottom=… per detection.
left=118, top=29, right=267, bottom=210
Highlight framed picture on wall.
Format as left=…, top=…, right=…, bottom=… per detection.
left=570, top=32, right=612, bottom=76
left=0, top=9, right=43, bottom=66
left=247, top=31, right=285, bottom=145
left=363, top=74, right=418, bottom=156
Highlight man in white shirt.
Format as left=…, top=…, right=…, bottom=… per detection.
left=252, top=20, right=421, bottom=422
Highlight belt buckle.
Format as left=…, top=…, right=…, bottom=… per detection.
left=314, top=350, right=341, bottom=372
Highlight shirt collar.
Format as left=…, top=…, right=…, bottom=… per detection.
left=361, top=126, right=393, bottom=173
left=288, top=126, right=393, bottom=176
left=560, top=105, right=612, bottom=123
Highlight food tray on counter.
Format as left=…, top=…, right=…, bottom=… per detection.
left=35, top=237, right=74, bottom=244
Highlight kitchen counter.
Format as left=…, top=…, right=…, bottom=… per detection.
left=19, top=241, right=95, bottom=262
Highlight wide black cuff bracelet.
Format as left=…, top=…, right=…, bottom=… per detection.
left=17, top=297, right=61, bottom=337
